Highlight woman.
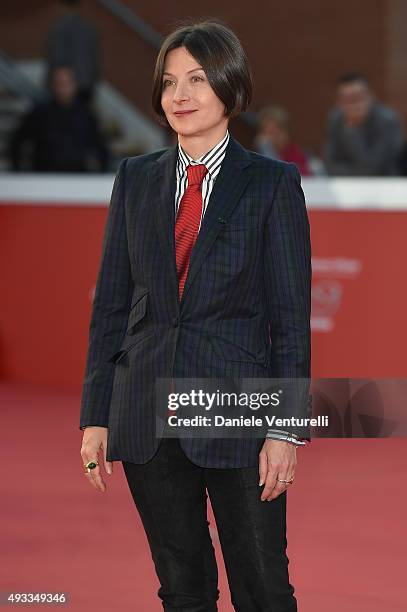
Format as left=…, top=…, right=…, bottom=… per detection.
left=80, top=19, right=311, bottom=612
left=255, top=105, right=313, bottom=176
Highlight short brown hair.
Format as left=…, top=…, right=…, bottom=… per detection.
left=258, top=105, right=291, bottom=132
left=337, top=72, right=370, bottom=88
left=152, top=19, right=253, bottom=126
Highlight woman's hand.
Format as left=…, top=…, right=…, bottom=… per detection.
left=80, top=426, right=113, bottom=493
left=258, top=439, right=297, bottom=501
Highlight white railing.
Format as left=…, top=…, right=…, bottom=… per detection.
left=1, top=175, right=407, bottom=209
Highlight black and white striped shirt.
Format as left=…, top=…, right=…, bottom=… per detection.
left=175, top=131, right=306, bottom=447
left=176, top=130, right=230, bottom=231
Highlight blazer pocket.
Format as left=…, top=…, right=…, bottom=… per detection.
left=126, top=291, right=148, bottom=334
left=109, top=328, right=155, bottom=365
left=208, top=333, right=267, bottom=367
left=220, top=216, right=260, bottom=232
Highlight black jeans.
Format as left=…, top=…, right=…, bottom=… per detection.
left=122, top=437, right=297, bottom=612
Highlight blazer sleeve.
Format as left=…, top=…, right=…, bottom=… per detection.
left=263, top=162, right=312, bottom=440
left=79, top=158, right=134, bottom=429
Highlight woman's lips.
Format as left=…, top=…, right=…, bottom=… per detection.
left=173, top=110, right=197, bottom=116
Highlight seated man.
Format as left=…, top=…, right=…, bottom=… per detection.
left=8, top=65, right=109, bottom=173
left=324, top=72, right=403, bottom=176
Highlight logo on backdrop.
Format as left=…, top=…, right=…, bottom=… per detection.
left=311, top=257, right=362, bottom=332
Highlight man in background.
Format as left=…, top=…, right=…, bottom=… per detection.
left=324, top=72, right=404, bottom=175
left=8, top=66, right=109, bottom=172
left=46, top=0, right=100, bottom=104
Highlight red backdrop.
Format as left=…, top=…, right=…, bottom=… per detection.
left=1, top=203, right=406, bottom=389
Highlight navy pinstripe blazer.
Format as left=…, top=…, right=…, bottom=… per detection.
left=79, top=135, right=312, bottom=468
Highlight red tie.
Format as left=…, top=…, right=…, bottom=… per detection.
left=166, top=164, right=208, bottom=424
left=175, top=164, right=208, bottom=299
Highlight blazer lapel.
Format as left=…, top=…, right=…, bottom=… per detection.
left=181, top=136, right=253, bottom=305
left=151, top=143, right=180, bottom=301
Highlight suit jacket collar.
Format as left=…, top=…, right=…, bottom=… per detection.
left=151, top=134, right=253, bottom=310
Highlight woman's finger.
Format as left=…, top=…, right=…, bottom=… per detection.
left=260, top=460, right=279, bottom=501
left=81, top=446, right=107, bottom=492
left=84, top=470, right=101, bottom=492
left=258, top=450, right=268, bottom=487
left=102, top=439, right=113, bottom=475
left=266, top=465, right=296, bottom=501
left=266, top=480, right=288, bottom=501
left=85, top=457, right=106, bottom=492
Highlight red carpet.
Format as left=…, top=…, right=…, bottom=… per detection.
left=1, top=382, right=406, bottom=611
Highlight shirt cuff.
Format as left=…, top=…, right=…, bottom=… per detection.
left=266, top=428, right=307, bottom=446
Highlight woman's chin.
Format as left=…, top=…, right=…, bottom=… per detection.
left=173, top=124, right=203, bottom=137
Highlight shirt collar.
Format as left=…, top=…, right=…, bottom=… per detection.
left=177, top=130, right=230, bottom=177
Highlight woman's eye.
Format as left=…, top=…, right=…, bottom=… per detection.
left=162, top=76, right=204, bottom=88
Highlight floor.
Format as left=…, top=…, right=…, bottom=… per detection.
left=1, top=382, right=406, bottom=611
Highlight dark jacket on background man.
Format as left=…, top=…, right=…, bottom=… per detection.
left=8, top=98, right=109, bottom=172
left=324, top=101, right=404, bottom=176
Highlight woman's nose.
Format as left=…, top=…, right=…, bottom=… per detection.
left=173, top=82, right=190, bottom=102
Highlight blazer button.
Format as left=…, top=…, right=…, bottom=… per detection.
left=171, top=317, right=179, bottom=327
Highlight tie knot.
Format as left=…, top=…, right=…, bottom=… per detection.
left=187, top=164, right=208, bottom=186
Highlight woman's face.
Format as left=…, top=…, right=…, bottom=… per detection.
left=161, top=46, right=228, bottom=138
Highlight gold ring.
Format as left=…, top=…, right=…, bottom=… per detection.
left=83, top=460, right=99, bottom=473
left=277, top=477, right=294, bottom=484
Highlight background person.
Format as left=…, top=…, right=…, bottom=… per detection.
left=8, top=65, right=109, bottom=172
left=46, top=0, right=100, bottom=105
left=254, top=104, right=313, bottom=175
left=323, top=72, right=404, bottom=175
